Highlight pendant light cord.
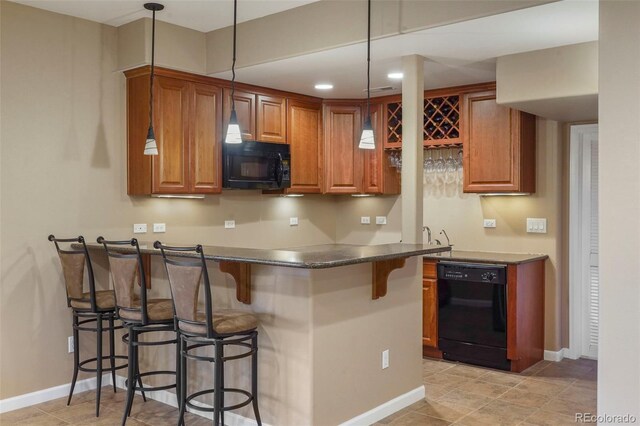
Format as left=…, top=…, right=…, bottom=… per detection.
left=231, top=0, right=237, bottom=112
left=366, top=0, right=371, bottom=119
left=149, top=9, right=156, bottom=127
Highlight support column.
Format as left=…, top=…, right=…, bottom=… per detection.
left=401, top=55, right=424, bottom=244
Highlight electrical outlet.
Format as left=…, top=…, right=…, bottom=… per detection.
left=483, top=219, right=497, bottom=228
left=289, top=217, right=299, bottom=226
left=68, top=336, right=74, bottom=353
left=224, top=220, right=236, bottom=229
left=527, top=218, right=547, bottom=233
left=382, top=349, right=389, bottom=369
left=361, top=216, right=371, bottom=225
left=376, top=216, right=387, bottom=225
left=153, top=223, right=166, bottom=233
left=133, top=223, right=147, bottom=234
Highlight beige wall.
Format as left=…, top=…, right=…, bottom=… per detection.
left=598, top=0, right=640, bottom=418
left=497, top=42, right=598, bottom=122
left=0, top=1, right=335, bottom=400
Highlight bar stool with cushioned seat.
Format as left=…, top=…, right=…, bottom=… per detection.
left=97, top=237, right=180, bottom=425
left=154, top=241, right=262, bottom=426
left=48, top=235, right=128, bottom=417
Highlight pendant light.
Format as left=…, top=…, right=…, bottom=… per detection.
left=225, top=0, right=242, bottom=144
left=143, top=2, right=164, bottom=156
left=359, top=0, right=375, bottom=150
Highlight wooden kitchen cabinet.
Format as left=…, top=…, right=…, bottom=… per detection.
left=257, top=94, right=287, bottom=143
left=422, top=260, right=441, bottom=357
left=126, top=68, right=223, bottom=195
left=323, top=103, right=363, bottom=194
left=363, top=103, right=400, bottom=195
left=223, top=88, right=256, bottom=141
left=287, top=99, right=323, bottom=193
left=462, top=90, right=536, bottom=193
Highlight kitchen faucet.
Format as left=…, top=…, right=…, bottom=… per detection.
left=440, top=229, right=451, bottom=246
left=422, top=226, right=432, bottom=245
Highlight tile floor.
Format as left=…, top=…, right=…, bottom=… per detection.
left=1, top=358, right=596, bottom=425
left=378, top=357, right=597, bottom=426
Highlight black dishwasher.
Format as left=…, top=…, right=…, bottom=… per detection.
left=437, top=262, right=510, bottom=371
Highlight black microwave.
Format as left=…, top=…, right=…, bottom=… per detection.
left=222, top=142, right=291, bottom=190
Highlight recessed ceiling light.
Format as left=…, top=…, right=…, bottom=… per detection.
left=387, top=72, right=403, bottom=80
left=314, top=83, right=333, bottom=90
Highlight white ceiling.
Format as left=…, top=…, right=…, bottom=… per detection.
left=12, top=0, right=318, bottom=32
left=212, top=0, right=599, bottom=98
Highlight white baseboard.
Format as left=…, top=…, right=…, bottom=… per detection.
left=0, top=374, right=111, bottom=414
left=544, top=348, right=571, bottom=362
left=339, top=385, right=426, bottom=426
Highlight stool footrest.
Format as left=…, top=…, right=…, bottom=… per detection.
left=78, top=355, right=128, bottom=373
left=185, top=387, right=253, bottom=413
left=125, top=370, right=177, bottom=393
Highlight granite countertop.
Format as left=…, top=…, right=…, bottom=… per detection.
left=82, top=242, right=451, bottom=269
left=423, top=250, right=548, bottom=265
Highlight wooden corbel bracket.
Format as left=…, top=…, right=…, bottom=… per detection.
left=372, top=257, right=407, bottom=300
left=219, top=261, right=252, bottom=304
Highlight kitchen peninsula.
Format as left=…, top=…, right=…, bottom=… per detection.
left=82, top=242, right=450, bottom=425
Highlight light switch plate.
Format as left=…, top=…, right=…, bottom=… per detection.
left=527, top=218, right=547, bottom=233
left=361, top=216, right=371, bottom=225
left=133, top=224, right=147, bottom=234
left=483, top=219, right=497, bottom=228
left=289, top=217, right=299, bottom=226
left=382, top=349, right=389, bottom=369
left=224, top=220, right=236, bottom=229
left=153, top=223, right=166, bottom=233
left=376, top=216, right=387, bottom=225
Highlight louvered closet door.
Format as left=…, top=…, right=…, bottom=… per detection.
left=582, top=135, right=599, bottom=359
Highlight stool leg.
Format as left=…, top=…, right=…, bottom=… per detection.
left=108, top=315, right=117, bottom=393
left=67, top=313, right=80, bottom=406
left=122, top=328, right=136, bottom=425
left=136, top=334, right=147, bottom=403
left=214, top=341, right=223, bottom=426
left=95, top=314, right=103, bottom=417
left=251, top=334, right=262, bottom=426
left=220, top=343, right=225, bottom=426
left=177, top=335, right=187, bottom=426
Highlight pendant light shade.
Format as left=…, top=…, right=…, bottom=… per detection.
left=359, top=0, right=375, bottom=150
left=359, top=117, right=375, bottom=150
left=225, top=110, right=242, bottom=144
left=225, top=0, right=242, bottom=144
left=143, top=2, right=164, bottom=156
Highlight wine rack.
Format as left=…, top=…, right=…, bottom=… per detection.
left=383, top=89, right=465, bottom=149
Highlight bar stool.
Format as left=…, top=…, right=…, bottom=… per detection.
left=48, top=235, right=127, bottom=417
left=154, top=241, right=262, bottom=426
left=97, top=237, right=179, bottom=425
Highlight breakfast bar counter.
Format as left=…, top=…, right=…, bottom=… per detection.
left=83, top=242, right=449, bottom=425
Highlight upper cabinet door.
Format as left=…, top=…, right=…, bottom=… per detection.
left=223, top=88, right=256, bottom=141
left=152, top=76, right=190, bottom=194
left=324, top=104, right=362, bottom=194
left=257, top=95, right=287, bottom=143
left=462, top=90, right=536, bottom=193
left=189, top=83, right=223, bottom=194
left=363, top=104, right=400, bottom=195
left=287, top=99, right=323, bottom=193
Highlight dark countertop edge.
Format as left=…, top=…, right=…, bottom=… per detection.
left=422, top=250, right=549, bottom=265
left=81, top=243, right=452, bottom=269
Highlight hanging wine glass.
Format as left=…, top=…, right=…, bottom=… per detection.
left=445, top=148, right=457, bottom=184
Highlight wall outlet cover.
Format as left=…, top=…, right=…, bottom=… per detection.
left=361, top=216, right=371, bottom=225
left=224, top=220, right=236, bottom=229
left=527, top=218, right=547, bottom=233
left=382, top=349, right=389, bottom=369
left=376, top=216, right=387, bottom=225
left=289, top=217, right=299, bottom=226
left=483, top=219, right=497, bottom=228
left=68, top=336, right=74, bottom=353
left=133, top=224, right=147, bottom=234
left=153, top=223, right=166, bottom=233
